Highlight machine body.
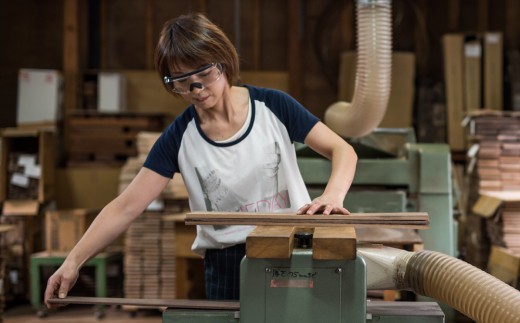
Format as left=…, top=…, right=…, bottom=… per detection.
left=163, top=248, right=444, bottom=323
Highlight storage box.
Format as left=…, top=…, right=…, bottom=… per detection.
left=16, top=69, right=63, bottom=126
left=45, top=209, right=98, bottom=253
left=483, top=32, right=503, bottom=110
left=472, top=191, right=520, bottom=256
left=98, top=72, right=127, bottom=113
left=443, top=34, right=466, bottom=151
left=55, top=166, right=120, bottom=209
left=487, top=245, right=520, bottom=288
left=0, top=128, right=56, bottom=215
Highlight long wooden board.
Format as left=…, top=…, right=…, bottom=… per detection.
left=47, top=296, right=240, bottom=310
left=185, top=212, right=429, bottom=229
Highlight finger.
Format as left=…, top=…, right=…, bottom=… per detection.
left=44, top=279, right=60, bottom=308
left=342, top=207, right=350, bottom=215
left=306, top=203, right=323, bottom=215
left=330, top=207, right=350, bottom=215
left=322, top=205, right=334, bottom=215
left=58, top=281, right=71, bottom=299
left=297, top=204, right=309, bottom=215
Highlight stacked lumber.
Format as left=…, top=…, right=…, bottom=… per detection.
left=502, top=202, right=520, bottom=254
left=0, top=228, right=8, bottom=323
left=67, top=112, right=165, bottom=166
left=468, top=112, right=520, bottom=258
left=473, top=113, right=520, bottom=191
left=118, top=132, right=188, bottom=211
left=160, top=220, right=176, bottom=299
left=0, top=255, right=3, bottom=323
left=123, top=212, right=176, bottom=300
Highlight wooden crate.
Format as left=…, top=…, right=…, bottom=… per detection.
left=45, top=209, right=98, bottom=253
left=0, top=128, right=56, bottom=215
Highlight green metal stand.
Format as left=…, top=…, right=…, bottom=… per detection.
left=30, top=251, right=123, bottom=317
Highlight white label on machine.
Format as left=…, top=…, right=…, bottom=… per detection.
left=270, top=279, right=314, bottom=288
left=269, top=268, right=317, bottom=288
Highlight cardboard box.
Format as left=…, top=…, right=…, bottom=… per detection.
left=464, top=37, right=482, bottom=111
left=16, top=69, right=63, bottom=126
left=55, top=166, right=120, bottom=210
left=472, top=191, right=520, bottom=255
left=443, top=34, right=466, bottom=151
left=483, top=32, right=503, bottom=110
left=487, top=245, right=520, bottom=288
left=0, top=128, right=56, bottom=215
left=98, top=72, right=127, bottom=113
left=45, top=209, right=98, bottom=253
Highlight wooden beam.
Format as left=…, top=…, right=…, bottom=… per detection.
left=48, top=296, right=239, bottom=310
left=287, top=0, right=302, bottom=101
left=478, top=0, right=489, bottom=32
left=63, top=0, right=80, bottom=112
left=99, top=0, right=107, bottom=69
left=447, top=0, right=460, bottom=31
left=185, top=212, right=429, bottom=229
left=252, top=0, right=261, bottom=69
left=145, top=0, right=154, bottom=69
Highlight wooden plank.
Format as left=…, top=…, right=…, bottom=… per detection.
left=246, top=226, right=296, bottom=259
left=48, top=296, right=240, bottom=310
left=356, top=228, right=422, bottom=245
left=185, top=212, right=429, bottom=229
left=312, top=227, right=356, bottom=260
left=145, top=0, right=154, bottom=70
left=367, top=301, right=444, bottom=317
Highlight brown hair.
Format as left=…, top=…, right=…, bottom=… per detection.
left=155, top=13, right=239, bottom=94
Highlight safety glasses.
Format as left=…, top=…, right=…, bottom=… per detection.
left=163, top=63, right=222, bottom=94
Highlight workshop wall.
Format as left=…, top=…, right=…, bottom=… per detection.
left=2, top=0, right=520, bottom=129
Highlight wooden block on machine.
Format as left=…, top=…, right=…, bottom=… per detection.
left=312, top=227, right=356, bottom=260
left=246, top=226, right=296, bottom=259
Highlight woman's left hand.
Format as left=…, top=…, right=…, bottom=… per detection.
left=296, top=195, right=350, bottom=215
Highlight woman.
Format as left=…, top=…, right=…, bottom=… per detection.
left=44, top=12, right=357, bottom=304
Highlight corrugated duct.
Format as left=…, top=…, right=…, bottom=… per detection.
left=324, top=0, right=392, bottom=138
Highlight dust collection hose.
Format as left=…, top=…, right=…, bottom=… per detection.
left=359, top=246, right=520, bottom=323
left=324, top=0, right=392, bottom=138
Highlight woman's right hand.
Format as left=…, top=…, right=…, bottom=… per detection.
left=44, top=262, right=80, bottom=308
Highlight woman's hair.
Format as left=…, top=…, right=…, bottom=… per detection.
left=155, top=13, right=239, bottom=93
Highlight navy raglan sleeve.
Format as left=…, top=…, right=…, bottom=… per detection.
left=143, top=108, right=195, bottom=178
left=262, top=88, right=320, bottom=143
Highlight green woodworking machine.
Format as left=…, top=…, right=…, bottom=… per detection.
left=297, top=128, right=457, bottom=258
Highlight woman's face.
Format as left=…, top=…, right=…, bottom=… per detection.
left=169, top=63, right=228, bottom=108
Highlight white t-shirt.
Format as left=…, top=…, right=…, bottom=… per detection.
left=144, top=85, right=320, bottom=256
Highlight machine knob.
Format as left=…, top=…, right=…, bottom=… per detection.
left=295, top=231, right=313, bottom=249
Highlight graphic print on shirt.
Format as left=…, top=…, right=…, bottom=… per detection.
left=256, top=141, right=291, bottom=212
left=194, top=141, right=291, bottom=231
left=194, top=166, right=246, bottom=231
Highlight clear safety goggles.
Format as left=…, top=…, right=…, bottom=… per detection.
left=163, top=63, right=222, bottom=94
